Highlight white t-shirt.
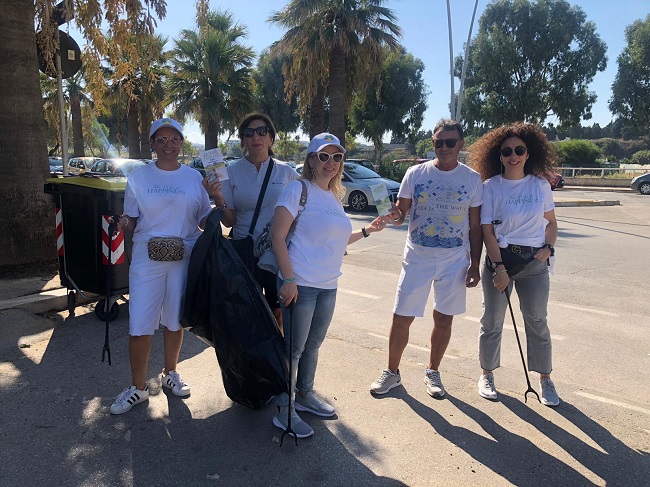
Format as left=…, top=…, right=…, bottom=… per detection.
left=124, top=163, right=212, bottom=245
left=480, top=174, right=555, bottom=248
left=222, top=157, right=300, bottom=241
left=275, top=180, right=352, bottom=289
left=398, top=161, right=483, bottom=259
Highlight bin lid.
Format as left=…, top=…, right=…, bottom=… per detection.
left=45, top=174, right=127, bottom=191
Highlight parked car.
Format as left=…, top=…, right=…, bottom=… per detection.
left=346, top=158, right=377, bottom=171
left=297, top=162, right=400, bottom=212
left=188, top=157, right=206, bottom=177
left=68, top=156, right=101, bottom=174
left=544, top=171, right=565, bottom=190
left=48, top=157, right=63, bottom=174
left=630, top=172, right=650, bottom=195
left=89, top=158, right=146, bottom=177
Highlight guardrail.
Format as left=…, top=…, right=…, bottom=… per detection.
left=559, top=167, right=648, bottom=178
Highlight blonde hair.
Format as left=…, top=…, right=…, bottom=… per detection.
left=300, top=152, right=345, bottom=199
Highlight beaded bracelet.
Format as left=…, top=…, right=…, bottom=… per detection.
left=493, top=269, right=508, bottom=277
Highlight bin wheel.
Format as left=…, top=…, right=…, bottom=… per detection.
left=67, top=290, right=76, bottom=317
left=95, top=299, right=119, bottom=322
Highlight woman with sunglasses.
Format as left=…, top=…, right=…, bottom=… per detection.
left=216, top=112, right=299, bottom=328
left=109, top=118, right=216, bottom=414
left=270, top=133, right=394, bottom=438
left=470, top=122, right=560, bottom=406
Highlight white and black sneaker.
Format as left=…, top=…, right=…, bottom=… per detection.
left=162, top=370, right=190, bottom=397
left=110, top=384, right=149, bottom=415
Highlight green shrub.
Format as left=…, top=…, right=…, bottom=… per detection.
left=631, top=150, right=650, bottom=165
left=379, top=149, right=412, bottom=182
left=554, top=139, right=601, bottom=166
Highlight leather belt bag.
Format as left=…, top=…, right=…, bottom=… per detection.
left=147, top=237, right=184, bottom=261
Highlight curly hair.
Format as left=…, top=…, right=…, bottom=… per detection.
left=469, top=123, right=556, bottom=181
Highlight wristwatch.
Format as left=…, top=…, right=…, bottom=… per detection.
left=543, top=243, right=555, bottom=256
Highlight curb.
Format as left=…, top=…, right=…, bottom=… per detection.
left=555, top=199, right=620, bottom=207
left=0, top=287, right=99, bottom=314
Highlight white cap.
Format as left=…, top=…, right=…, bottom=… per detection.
left=306, top=132, right=346, bottom=154
left=149, top=118, right=184, bottom=139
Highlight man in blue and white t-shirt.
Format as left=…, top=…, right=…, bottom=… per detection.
left=370, top=119, right=483, bottom=398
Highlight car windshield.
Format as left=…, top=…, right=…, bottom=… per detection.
left=344, top=163, right=381, bottom=179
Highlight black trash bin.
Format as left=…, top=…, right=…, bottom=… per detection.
left=44, top=175, right=131, bottom=320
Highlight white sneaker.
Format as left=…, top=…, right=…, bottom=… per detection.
left=295, top=391, right=335, bottom=417
left=424, top=369, right=445, bottom=398
left=478, top=373, right=498, bottom=400
left=540, top=378, right=560, bottom=407
left=162, top=370, right=190, bottom=397
left=110, top=384, right=149, bottom=415
left=370, top=369, right=402, bottom=395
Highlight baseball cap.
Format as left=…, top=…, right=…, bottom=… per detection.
left=307, top=133, right=346, bottom=154
left=149, top=118, right=184, bottom=139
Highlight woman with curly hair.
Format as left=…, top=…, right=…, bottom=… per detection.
left=470, top=122, right=560, bottom=406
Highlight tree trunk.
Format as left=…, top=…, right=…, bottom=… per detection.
left=309, top=83, right=326, bottom=138
left=139, top=105, right=152, bottom=158
left=328, top=44, right=346, bottom=146
left=204, top=121, right=219, bottom=150
left=70, top=94, right=85, bottom=156
left=127, top=98, right=140, bottom=158
left=0, top=0, right=56, bottom=266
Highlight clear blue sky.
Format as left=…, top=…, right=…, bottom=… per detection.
left=70, top=0, right=650, bottom=144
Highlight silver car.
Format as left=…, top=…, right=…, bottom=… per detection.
left=295, top=162, right=400, bottom=211
left=342, top=163, right=400, bottom=212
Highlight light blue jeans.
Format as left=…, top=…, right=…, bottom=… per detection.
left=276, top=284, right=337, bottom=407
left=479, top=256, right=552, bottom=374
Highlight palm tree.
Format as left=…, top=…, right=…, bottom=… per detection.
left=65, top=69, right=94, bottom=157
left=166, top=9, right=256, bottom=149
left=270, top=0, right=402, bottom=145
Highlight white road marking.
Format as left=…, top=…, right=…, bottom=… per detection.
left=367, top=332, right=458, bottom=359
left=550, top=301, right=619, bottom=317
left=575, top=391, right=650, bottom=416
left=460, top=316, right=566, bottom=340
left=339, top=288, right=380, bottom=300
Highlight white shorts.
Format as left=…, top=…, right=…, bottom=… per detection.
left=128, top=241, right=191, bottom=336
left=393, top=246, right=469, bottom=317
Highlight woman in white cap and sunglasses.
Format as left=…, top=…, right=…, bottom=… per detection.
left=109, top=118, right=219, bottom=415
left=269, top=132, right=397, bottom=438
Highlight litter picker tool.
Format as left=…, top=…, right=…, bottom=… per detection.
left=504, top=287, right=540, bottom=403
left=280, top=303, right=298, bottom=446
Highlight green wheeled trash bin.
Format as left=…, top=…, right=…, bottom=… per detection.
left=44, top=174, right=131, bottom=320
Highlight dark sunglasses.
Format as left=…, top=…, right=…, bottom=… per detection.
left=433, top=138, right=459, bottom=149
left=242, top=126, right=269, bottom=138
left=315, top=152, right=344, bottom=163
left=500, top=146, right=527, bottom=157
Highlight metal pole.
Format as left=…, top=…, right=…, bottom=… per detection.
left=446, top=0, right=455, bottom=119
left=55, top=35, right=69, bottom=176
left=456, top=0, right=480, bottom=122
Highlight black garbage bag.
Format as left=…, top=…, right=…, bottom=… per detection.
left=183, top=209, right=288, bottom=409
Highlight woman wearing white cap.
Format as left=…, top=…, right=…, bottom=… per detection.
left=269, top=133, right=398, bottom=438
left=109, top=118, right=219, bottom=415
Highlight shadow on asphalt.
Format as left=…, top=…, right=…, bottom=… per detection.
left=0, top=306, right=405, bottom=486
left=387, top=387, right=648, bottom=485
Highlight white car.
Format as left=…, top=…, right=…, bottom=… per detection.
left=296, top=162, right=400, bottom=212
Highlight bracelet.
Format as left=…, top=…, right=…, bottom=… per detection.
left=283, top=277, right=296, bottom=283
left=361, top=227, right=369, bottom=238
left=493, top=269, right=508, bottom=277
left=492, top=261, right=504, bottom=267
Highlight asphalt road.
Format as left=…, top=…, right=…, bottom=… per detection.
left=1, top=189, right=648, bottom=486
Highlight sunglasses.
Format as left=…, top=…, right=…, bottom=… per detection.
left=242, top=126, right=269, bottom=138
left=433, top=138, right=459, bottom=149
left=154, top=136, right=182, bottom=147
left=315, top=152, right=344, bottom=163
left=500, top=146, right=527, bottom=157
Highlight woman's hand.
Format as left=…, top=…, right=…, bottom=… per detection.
left=110, top=215, right=130, bottom=236
left=493, top=267, right=510, bottom=293
left=366, top=216, right=388, bottom=234
left=277, top=281, right=298, bottom=307
left=533, top=246, right=552, bottom=262
left=202, top=176, right=224, bottom=204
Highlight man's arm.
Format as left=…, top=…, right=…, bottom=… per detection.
left=466, top=205, right=482, bottom=287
